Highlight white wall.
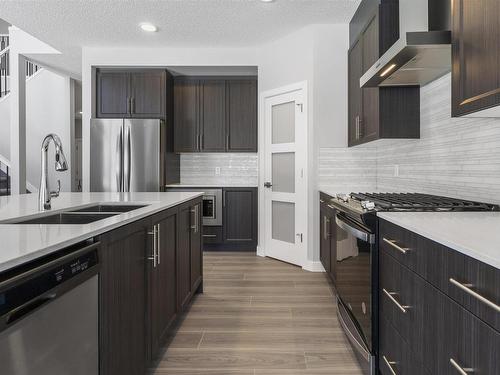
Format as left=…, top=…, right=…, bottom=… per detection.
left=0, top=69, right=72, bottom=191
left=26, top=70, right=72, bottom=192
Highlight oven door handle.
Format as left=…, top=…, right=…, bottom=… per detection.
left=335, top=215, right=375, bottom=244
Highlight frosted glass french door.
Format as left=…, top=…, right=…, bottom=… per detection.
left=264, top=88, right=306, bottom=266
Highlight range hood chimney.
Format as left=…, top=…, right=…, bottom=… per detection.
left=360, top=0, right=451, bottom=88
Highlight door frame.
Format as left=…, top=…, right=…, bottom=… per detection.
left=257, top=81, right=309, bottom=268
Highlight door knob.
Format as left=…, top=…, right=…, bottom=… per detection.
left=264, top=182, right=272, bottom=188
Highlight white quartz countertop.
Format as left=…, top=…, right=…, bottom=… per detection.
left=377, top=212, right=500, bottom=269
left=166, top=184, right=258, bottom=188
left=0, top=192, right=203, bottom=272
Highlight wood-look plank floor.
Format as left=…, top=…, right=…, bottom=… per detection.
left=151, top=252, right=363, bottom=375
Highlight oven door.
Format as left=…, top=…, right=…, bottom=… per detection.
left=334, top=212, right=375, bottom=373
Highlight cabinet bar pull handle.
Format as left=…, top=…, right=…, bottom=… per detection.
left=203, top=234, right=217, bottom=238
left=147, top=225, right=158, bottom=268
left=449, top=278, right=500, bottom=313
left=157, top=224, right=160, bottom=265
left=383, top=238, right=410, bottom=254
left=323, top=216, right=330, bottom=240
left=383, top=288, right=410, bottom=313
left=382, top=355, right=397, bottom=375
left=450, top=358, right=474, bottom=374
left=190, top=205, right=199, bottom=233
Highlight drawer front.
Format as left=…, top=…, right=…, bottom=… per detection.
left=202, top=226, right=222, bottom=244
left=424, top=289, right=500, bottom=375
left=379, top=219, right=500, bottom=331
left=379, top=250, right=424, bottom=355
left=450, top=257, right=500, bottom=332
left=379, top=316, right=430, bottom=375
left=380, top=247, right=500, bottom=374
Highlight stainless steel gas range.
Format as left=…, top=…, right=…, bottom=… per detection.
left=327, top=192, right=500, bottom=374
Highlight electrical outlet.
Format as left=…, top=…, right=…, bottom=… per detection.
left=394, top=164, right=399, bottom=177
left=215, top=167, right=221, bottom=176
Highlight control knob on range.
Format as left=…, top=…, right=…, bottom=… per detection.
left=361, top=201, right=375, bottom=210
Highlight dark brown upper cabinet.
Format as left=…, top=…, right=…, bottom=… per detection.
left=348, top=0, right=420, bottom=147
left=130, top=71, right=167, bottom=118
left=173, top=77, right=257, bottom=153
left=174, top=79, right=200, bottom=152
left=452, top=0, right=500, bottom=117
left=96, top=71, right=130, bottom=117
left=96, top=69, right=168, bottom=119
left=226, top=80, right=258, bottom=152
left=200, top=80, right=226, bottom=151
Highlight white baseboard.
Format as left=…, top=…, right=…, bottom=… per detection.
left=302, top=260, right=325, bottom=273
left=256, top=245, right=265, bottom=258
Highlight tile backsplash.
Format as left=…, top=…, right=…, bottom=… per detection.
left=180, top=153, right=258, bottom=186
left=319, top=74, right=500, bottom=204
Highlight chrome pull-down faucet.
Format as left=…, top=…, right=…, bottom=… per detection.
left=39, top=134, right=68, bottom=211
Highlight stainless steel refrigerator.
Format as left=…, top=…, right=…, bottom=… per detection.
left=90, top=119, right=167, bottom=192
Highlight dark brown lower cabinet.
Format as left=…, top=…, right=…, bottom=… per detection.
left=190, top=201, right=203, bottom=292
left=99, top=219, right=149, bottom=375
left=177, top=202, right=192, bottom=311
left=177, top=198, right=203, bottom=312
left=222, top=188, right=258, bottom=250
left=99, top=197, right=203, bottom=375
left=379, top=220, right=500, bottom=375
left=319, top=193, right=337, bottom=283
left=149, top=207, right=178, bottom=361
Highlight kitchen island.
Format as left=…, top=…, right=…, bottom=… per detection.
left=0, top=191, right=204, bottom=375
left=0, top=191, right=203, bottom=272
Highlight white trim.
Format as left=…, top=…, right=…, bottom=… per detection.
left=259, top=80, right=309, bottom=267
left=26, top=181, right=38, bottom=193
left=0, top=154, right=10, bottom=167
left=302, top=260, right=325, bottom=273
left=256, top=245, right=265, bottom=258
left=0, top=92, right=10, bottom=103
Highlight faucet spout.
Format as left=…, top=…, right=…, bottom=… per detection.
left=39, top=134, right=68, bottom=211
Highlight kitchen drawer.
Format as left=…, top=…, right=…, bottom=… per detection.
left=379, top=316, right=430, bottom=375
left=202, top=226, right=222, bottom=244
left=422, top=288, right=500, bottom=375
left=380, top=246, right=500, bottom=374
left=450, top=257, right=500, bottom=332
left=379, top=249, right=425, bottom=357
left=379, top=219, right=500, bottom=331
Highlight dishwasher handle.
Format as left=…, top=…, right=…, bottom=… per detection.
left=6, top=293, right=57, bottom=325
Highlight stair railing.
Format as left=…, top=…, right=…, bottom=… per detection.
left=0, top=155, right=11, bottom=196
left=0, top=35, right=42, bottom=99
left=0, top=35, right=9, bottom=98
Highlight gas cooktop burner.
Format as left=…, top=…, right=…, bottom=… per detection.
left=350, top=193, right=500, bottom=212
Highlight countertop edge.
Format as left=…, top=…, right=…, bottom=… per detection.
left=377, top=212, right=500, bottom=270
left=0, top=192, right=203, bottom=273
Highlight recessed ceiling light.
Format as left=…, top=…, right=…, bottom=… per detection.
left=140, top=23, right=157, bottom=32
left=260, top=0, right=275, bottom=2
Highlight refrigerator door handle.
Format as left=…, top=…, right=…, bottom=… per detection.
left=117, top=126, right=123, bottom=192
left=123, top=123, right=131, bottom=192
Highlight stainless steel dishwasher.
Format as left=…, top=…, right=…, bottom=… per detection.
left=0, top=241, right=100, bottom=375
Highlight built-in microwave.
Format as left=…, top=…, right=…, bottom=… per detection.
left=202, top=189, right=222, bottom=226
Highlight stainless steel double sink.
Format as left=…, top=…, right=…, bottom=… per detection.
left=8, top=204, right=148, bottom=225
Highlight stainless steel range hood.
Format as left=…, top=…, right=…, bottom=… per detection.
left=360, top=0, right=451, bottom=88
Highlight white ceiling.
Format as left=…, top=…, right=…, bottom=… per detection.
left=0, top=0, right=360, bottom=77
